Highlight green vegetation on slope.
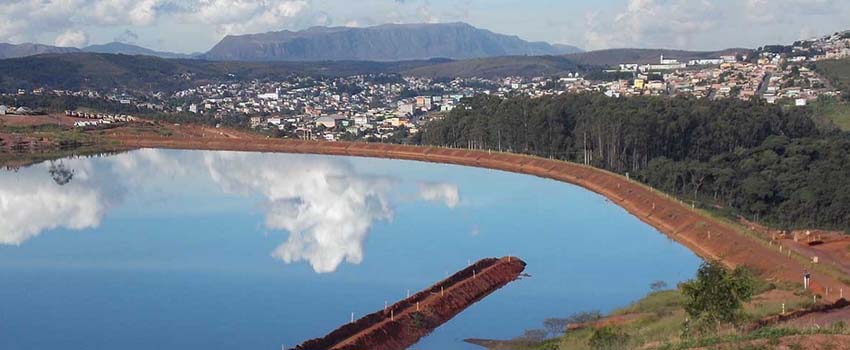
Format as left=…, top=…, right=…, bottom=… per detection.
left=421, top=94, right=850, bottom=232
left=0, top=53, right=441, bottom=92
left=501, top=263, right=828, bottom=350
left=810, top=96, right=850, bottom=131
left=814, top=58, right=850, bottom=101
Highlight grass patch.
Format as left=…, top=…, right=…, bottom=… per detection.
left=810, top=97, right=850, bottom=131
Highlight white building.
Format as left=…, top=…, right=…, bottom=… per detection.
left=258, top=92, right=279, bottom=100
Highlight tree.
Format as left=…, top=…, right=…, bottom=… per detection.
left=650, top=280, right=668, bottom=292
left=543, top=318, right=570, bottom=337
left=681, top=262, right=754, bottom=332
left=588, top=327, right=630, bottom=350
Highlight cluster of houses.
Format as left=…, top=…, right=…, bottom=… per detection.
left=0, top=105, right=34, bottom=115
left=65, top=110, right=137, bottom=128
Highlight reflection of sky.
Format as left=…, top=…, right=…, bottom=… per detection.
left=0, top=150, right=702, bottom=350
left=0, top=149, right=460, bottom=273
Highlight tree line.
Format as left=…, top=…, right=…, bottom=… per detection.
left=420, top=93, right=850, bottom=232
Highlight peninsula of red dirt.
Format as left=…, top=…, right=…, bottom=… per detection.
left=293, top=257, right=526, bottom=350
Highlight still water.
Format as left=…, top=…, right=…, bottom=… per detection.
left=0, top=149, right=701, bottom=350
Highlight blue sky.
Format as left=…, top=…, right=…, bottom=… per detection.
left=3, top=0, right=850, bottom=53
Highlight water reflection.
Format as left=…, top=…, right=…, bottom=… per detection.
left=48, top=162, right=75, bottom=185
left=0, top=149, right=460, bottom=273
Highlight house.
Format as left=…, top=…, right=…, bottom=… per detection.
left=249, top=116, right=263, bottom=128
left=316, top=114, right=346, bottom=129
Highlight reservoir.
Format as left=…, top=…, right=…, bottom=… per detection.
left=0, top=149, right=702, bottom=350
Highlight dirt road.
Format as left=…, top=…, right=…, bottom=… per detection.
left=109, top=133, right=850, bottom=303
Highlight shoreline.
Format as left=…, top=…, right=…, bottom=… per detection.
left=110, top=136, right=849, bottom=302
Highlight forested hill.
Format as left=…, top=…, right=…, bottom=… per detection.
left=565, top=48, right=750, bottom=66
left=421, top=94, right=850, bottom=232
left=0, top=53, right=443, bottom=91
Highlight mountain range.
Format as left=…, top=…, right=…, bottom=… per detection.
left=202, top=22, right=582, bottom=61
left=0, top=42, right=196, bottom=59
left=0, top=23, right=581, bottom=62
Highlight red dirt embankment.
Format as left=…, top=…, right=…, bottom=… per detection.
left=294, top=257, right=526, bottom=350
left=111, top=136, right=850, bottom=303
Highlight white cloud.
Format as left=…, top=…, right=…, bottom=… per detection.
left=577, top=0, right=850, bottom=50
left=584, top=0, right=720, bottom=50
left=1, top=150, right=462, bottom=274
left=188, top=0, right=310, bottom=36
left=201, top=152, right=396, bottom=273
left=0, top=160, right=106, bottom=245
left=54, top=29, right=89, bottom=47
left=418, top=182, right=460, bottom=208
left=0, top=149, right=181, bottom=245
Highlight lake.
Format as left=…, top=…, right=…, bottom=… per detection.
left=0, top=149, right=702, bottom=350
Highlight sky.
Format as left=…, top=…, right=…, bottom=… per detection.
left=2, top=0, right=849, bottom=54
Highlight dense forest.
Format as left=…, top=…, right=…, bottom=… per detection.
left=420, top=94, right=850, bottom=232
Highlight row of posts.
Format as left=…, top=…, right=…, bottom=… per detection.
left=349, top=262, right=483, bottom=325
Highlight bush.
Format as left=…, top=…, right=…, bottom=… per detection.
left=589, top=327, right=630, bottom=350
left=681, top=261, right=754, bottom=333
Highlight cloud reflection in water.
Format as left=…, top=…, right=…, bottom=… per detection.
left=0, top=150, right=461, bottom=273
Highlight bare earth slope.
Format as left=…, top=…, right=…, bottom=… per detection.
left=110, top=135, right=850, bottom=303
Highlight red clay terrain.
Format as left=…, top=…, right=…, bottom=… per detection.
left=294, top=257, right=526, bottom=350
left=109, top=133, right=850, bottom=305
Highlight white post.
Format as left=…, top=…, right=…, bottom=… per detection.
left=782, top=303, right=785, bottom=314
left=417, top=302, right=420, bottom=311
left=384, top=301, right=388, bottom=311
left=351, top=312, right=354, bottom=323
left=473, top=270, right=476, bottom=279
left=391, top=309, right=394, bottom=321
left=441, top=286, right=444, bottom=296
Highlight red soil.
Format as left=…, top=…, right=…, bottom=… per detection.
left=294, top=257, right=526, bottom=350
left=110, top=134, right=850, bottom=305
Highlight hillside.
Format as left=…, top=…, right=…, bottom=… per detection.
left=0, top=43, right=79, bottom=59
left=203, top=22, right=582, bottom=62
left=566, top=48, right=751, bottom=67
left=403, top=55, right=586, bottom=78
left=814, top=58, right=850, bottom=98
left=0, top=53, right=442, bottom=91
left=83, top=42, right=198, bottom=59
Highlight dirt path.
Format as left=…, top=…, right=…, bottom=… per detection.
left=108, top=134, right=850, bottom=303
left=295, top=257, right=526, bottom=350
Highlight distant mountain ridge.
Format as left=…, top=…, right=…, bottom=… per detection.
left=82, top=42, right=198, bottom=59
left=0, top=43, right=79, bottom=59
left=202, top=22, right=583, bottom=62
left=0, top=42, right=196, bottom=59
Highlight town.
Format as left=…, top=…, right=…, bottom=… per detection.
left=3, top=31, right=849, bottom=143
